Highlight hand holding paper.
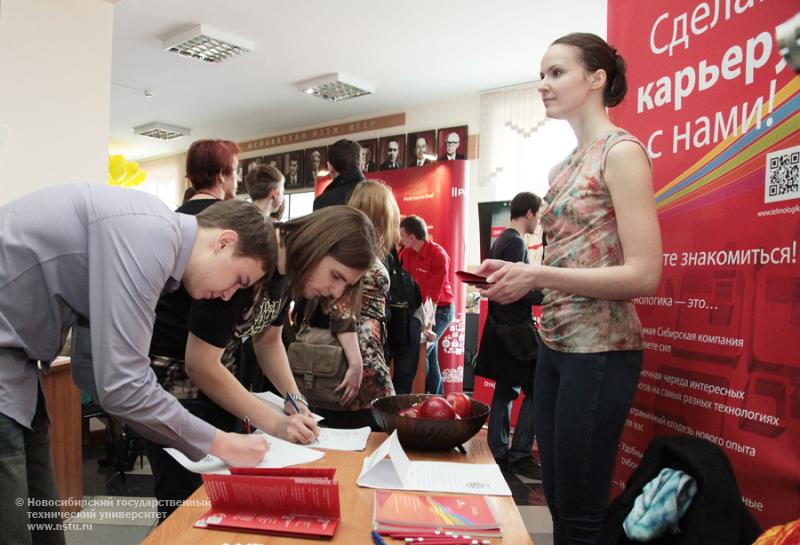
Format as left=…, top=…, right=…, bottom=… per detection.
left=166, top=431, right=324, bottom=474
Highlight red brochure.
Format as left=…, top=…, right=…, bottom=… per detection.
left=194, top=467, right=340, bottom=538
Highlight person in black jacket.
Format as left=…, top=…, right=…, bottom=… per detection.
left=313, top=139, right=365, bottom=210
left=476, top=191, right=543, bottom=479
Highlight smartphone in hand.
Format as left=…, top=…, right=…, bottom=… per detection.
left=455, top=270, right=492, bottom=286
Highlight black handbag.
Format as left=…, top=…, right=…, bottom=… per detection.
left=384, top=249, right=422, bottom=357
left=474, top=314, right=538, bottom=385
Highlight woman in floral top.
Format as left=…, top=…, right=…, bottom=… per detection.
left=479, top=33, right=662, bottom=545
left=315, top=181, right=399, bottom=429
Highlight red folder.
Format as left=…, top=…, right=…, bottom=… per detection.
left=194, top=467, right=340, bottom=538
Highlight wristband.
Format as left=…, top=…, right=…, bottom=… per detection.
left=285, top=392, right=308, bottom=406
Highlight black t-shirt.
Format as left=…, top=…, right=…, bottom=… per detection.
left=149, top=199, right=289, bottom=362
left=487, top=228, right=543, bottom=325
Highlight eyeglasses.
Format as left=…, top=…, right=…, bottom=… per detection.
left=446, top=141, right=459, bottom=145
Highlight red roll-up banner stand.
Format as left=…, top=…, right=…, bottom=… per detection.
left=317, top=162, right=468, bottom=393
left=608, top=0, right=800, bottom=527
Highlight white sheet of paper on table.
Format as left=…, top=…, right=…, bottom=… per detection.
left=164, top=431, right=325, bottom=474
left=251, top=391, right=324, bottom=422
left=356, top=431, right=511, bottom=496
left=308, top=426, right=370, bottom=451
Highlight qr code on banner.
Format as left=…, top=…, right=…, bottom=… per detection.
left=764, top=145, right=800, bottom=204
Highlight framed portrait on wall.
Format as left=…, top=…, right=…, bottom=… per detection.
left=283, top=150, right=304, bottom=190
left=263, top=153, right=284, bottom=175
left=437, top=125, right=467, bottom=160
left=406, top=129, right=436, bottom=167
left=304, top=146, right=327, bottom=188
left=238, top=156, right=264, bottom=194
left=377, top=134, right=405, bottom=171
left=357, top=138, right=378, bottom=173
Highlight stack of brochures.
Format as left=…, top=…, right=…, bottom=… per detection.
left=195, top=467, right=340, bottom=538
left=373, top=490, right=502, bottom=538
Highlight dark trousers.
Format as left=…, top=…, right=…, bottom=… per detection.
left=534, top=342, right=642, bottom=545
left=144, top=394, right=238, bottom=523
left=426, top=303, right=454, bottom=395
left=0, top=387, right=65, bottom=545
left=488, top=377, right=535, bottom=464
left=391, top=316, right=423, bottom=395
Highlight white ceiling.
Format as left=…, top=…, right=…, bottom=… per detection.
left=110, top=0, right=606, bottom=161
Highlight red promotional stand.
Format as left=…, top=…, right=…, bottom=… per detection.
left=609, top=0, right=800, bottom=527
left=318, top=161, right=468, bottom=394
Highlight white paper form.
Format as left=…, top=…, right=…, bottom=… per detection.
left=252, top=391, right=324, bottom=422
left=356, top=431, right=511, bottom=496
left=164, top=431, right=325, bottom=474
left=308, top=426, right=370, bottom=451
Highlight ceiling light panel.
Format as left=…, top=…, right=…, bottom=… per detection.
left=134, top=122, right=191, bottom=140
left=162, top=24, right=254, bottom=64
left=297, top=73, right=375, bottom=102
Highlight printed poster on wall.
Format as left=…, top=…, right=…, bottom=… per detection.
left=380, top=161, right=468, bottom=394
left=608, top=0, right=800, bottom=527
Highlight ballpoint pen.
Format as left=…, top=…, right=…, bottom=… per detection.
left=243, top=416, right=251, bottom=434
left=371, top=530, right=388, bottom=545
left=286, top=394, right=302, bottom=415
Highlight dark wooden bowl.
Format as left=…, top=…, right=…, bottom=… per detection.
left=371, top=394, right=489, bottom=451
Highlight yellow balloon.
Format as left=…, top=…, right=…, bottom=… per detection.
left=122, top=169, right=147, bottom=188
left=108, top=155, right=125, bottom=185
left=109, top=162, right=125, bottom=182
left=124, top=160, right=139, bottom=177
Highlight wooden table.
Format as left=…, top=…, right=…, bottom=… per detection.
left=140, top=430, right=533, bottom=545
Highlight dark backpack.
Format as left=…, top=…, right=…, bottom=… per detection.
left=384, top=248, right=422, bottom=358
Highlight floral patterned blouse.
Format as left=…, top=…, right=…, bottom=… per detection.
left=538, top=129, right=647, bottom=353
left=328, top=258, right=395, bottom=410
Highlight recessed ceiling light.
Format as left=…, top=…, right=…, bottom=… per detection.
left=134, top=122, right=191, bottom=140
left=162, top=24, right=254, bottom=64
left=296, top=73, right=375, bottom=102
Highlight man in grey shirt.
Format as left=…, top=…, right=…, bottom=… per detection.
left=0, top=184, right=273, bottom=545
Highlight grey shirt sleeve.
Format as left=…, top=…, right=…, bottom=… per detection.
left=82, top=214, right=216, bottom=460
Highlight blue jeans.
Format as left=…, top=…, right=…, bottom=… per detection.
left=425, top=304, right=454, bottom=395
left=488, top=378, right=535, bottom=464
left=0, top=386, right=66, bottom=545
left=534, top=343, right=642, bottom=545
left=391, top=316, right=423, bottom=395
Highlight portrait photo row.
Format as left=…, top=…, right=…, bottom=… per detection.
left=236, top=124, right=468, bottom=194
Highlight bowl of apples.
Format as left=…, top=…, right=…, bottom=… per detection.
left=371, top=393, right=489, bottom=451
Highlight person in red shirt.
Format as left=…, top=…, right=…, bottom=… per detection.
left=398, top=215, right=454, bottom=394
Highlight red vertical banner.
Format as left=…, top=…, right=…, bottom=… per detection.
left=374, top=162, right=467, bottom=394
left=608, top=0, right=800, bottom=527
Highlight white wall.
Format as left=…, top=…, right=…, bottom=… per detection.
left=0, top=0, right=113, bottom=204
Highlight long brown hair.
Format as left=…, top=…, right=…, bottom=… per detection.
left=347, top=180, right=400, bottom=259
left=278, top=206, right=377, bottom=306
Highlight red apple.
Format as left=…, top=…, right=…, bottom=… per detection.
left=417, top=396, right=456, bottom=420
left=446, top=392, right=472, bottom=418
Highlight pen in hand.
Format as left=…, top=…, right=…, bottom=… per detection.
left=243, top=416, right=251, bottom=434
left=286, top=395, right=302, bottom=415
